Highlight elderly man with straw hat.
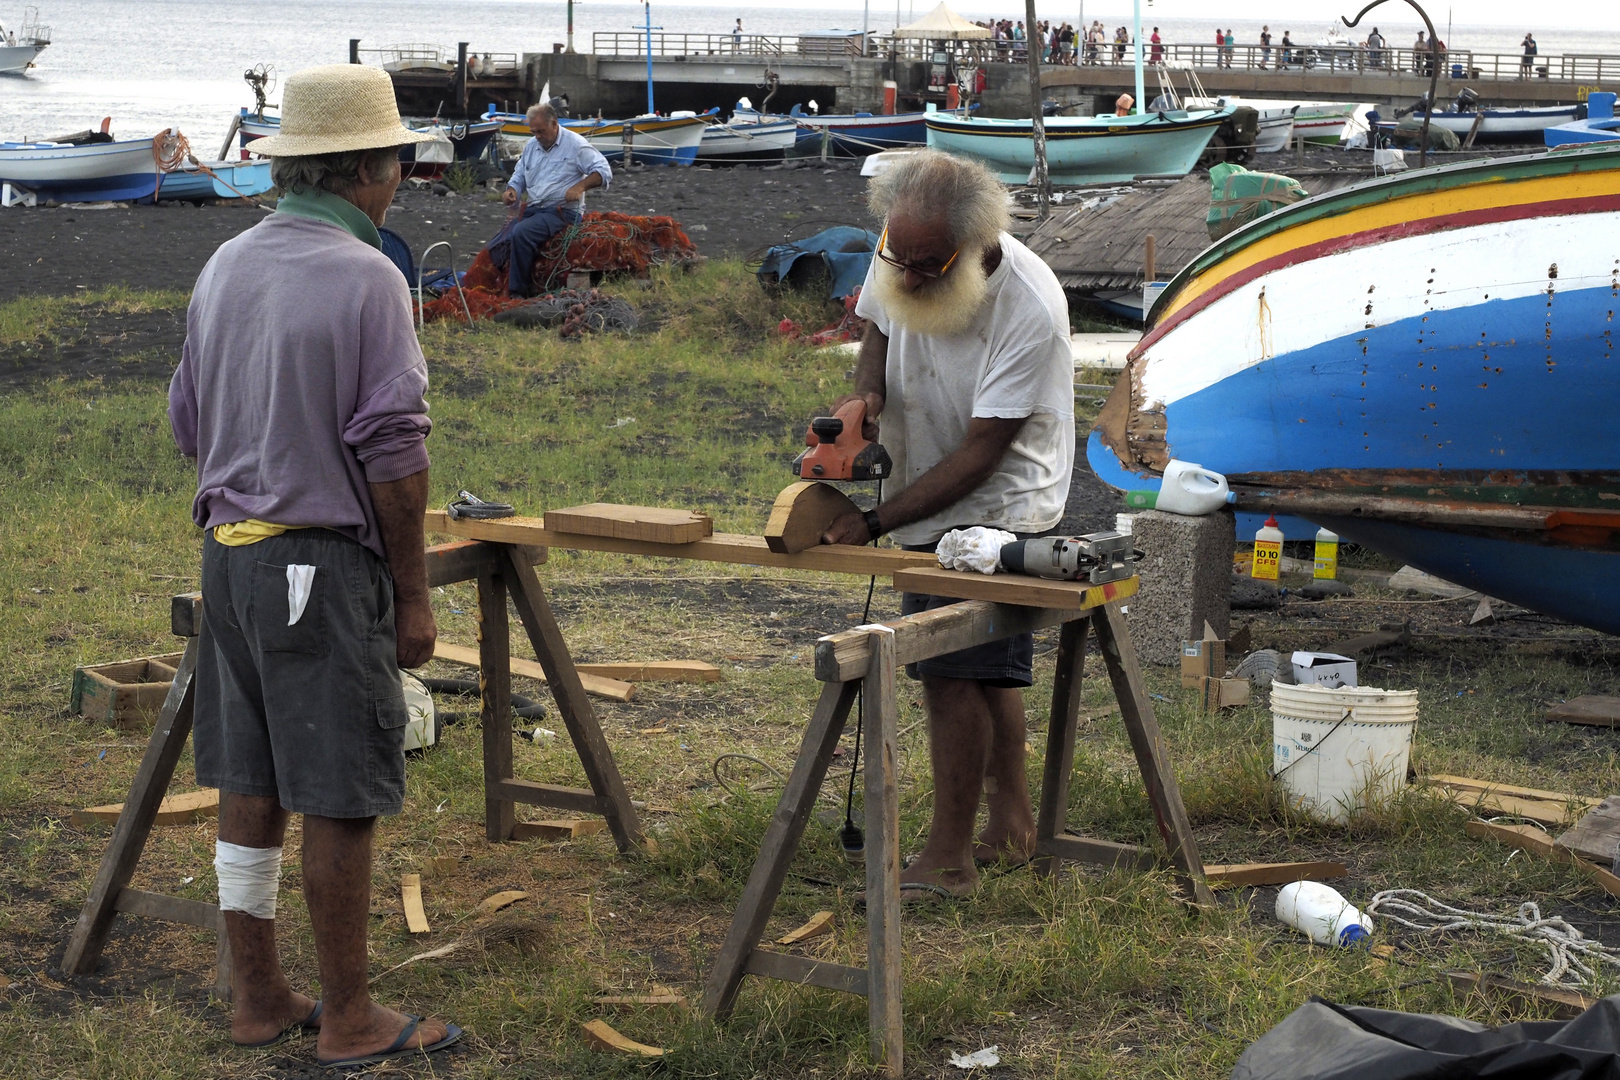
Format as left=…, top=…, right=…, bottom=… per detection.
left=168, top=64, right=461, bottom=1069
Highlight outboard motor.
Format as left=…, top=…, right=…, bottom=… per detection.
left=1453, top=86, right=1480, bottom=112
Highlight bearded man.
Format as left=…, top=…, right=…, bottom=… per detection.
left=819, top=151, right=1075, bottom=901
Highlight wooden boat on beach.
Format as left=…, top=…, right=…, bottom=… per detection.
left=697, top=117, right=798, bottom=164
left=155, top=159, right=272, bottom=202
left=0, top=133, right=161, bottom=202
left=486, top=108, right=708, bottom=166
left=926, top=109, right=1231, bottom=185
left=1086, top=143, right=1620, bottom=634
left=235, top=109, right=495, bottom=178
left=1406, top=90, right=1583, bottom=144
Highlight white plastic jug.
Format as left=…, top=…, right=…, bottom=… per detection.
left=1153, top=460, right=1236, bottom=516
left=1275, top=881, right=1372, bottom=946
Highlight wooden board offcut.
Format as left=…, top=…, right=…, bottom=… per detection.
left=581, top=1018, right=665, bottom=1056
left=891, top=567, right=1139, bottom=611
left=1465, top=820, right=1620, bottom=899
left=1547, top=696, right=1620, bottom=727
left=71, top=787, right=219, bottom=828
left=1555, top=797, right=1620, bottom=866
left=776, top=910, right=835, bottom=946
left=544, top=503, right=713, bottom=545
left=401, top=874, right=430, bottom=934
left=1421, top=774, right=1599, bottom=826
left=432, top=641, right=634, bottom=702
left=513, top=819, right=608, bottom=841
left=573, top=660, right=721, bottom=683
left=763, top=482, right=859, bottom=554
left=1444, top=971, right=1596, bottom=1020
left=1204, top=861, right=1348, bottom=889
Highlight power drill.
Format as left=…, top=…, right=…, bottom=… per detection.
left=998, top=530, right=1139, bottom=585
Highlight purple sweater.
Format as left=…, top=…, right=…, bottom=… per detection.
left=168, top=213, right=431, bottom=558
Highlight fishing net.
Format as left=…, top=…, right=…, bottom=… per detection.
left=421, top=211, right=697, bottom=324
left=491, top=288, right=639, bottom=337
left=776, top=287, right=866, bottom=346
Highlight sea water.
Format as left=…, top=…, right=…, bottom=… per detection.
left=0, top=0, right=1611, bottom=152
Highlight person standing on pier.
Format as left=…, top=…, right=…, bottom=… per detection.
left=1521, top=33, right=1537, bottom=77
left=1259, top=26, right=1272, bottom=69
left=496, top=102, right=612, bottom=297
left=1280, top=30, right=1294, bottom=68
left=1414, top=30, right=1427, bottom=73
left=1367, top=27, right=1384, bottom=70
left=1150, top=26, right=1163, bottom=65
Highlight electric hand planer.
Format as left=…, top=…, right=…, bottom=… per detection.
left=792, top=398, right=892, bottom=482
left=999, top=530, right=1140, bottom=585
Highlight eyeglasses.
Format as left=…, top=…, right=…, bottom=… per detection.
left=875, top=227, right=960, bottom=280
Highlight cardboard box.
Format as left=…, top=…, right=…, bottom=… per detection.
left=1291, top=651, right=1358, bottom=688
left=1201, top=676, right=1251, bottom=711
left=1181, top=622, right=1226, bottom=688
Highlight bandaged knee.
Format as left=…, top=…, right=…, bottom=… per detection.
left=215, top=840, right=283, bottom=919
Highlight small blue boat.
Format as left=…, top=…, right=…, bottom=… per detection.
left=156, top=159, right=273, bottom=202
left=1545, top=91, right=1620, bottom=147
left=926, top=109, right=1232, bottom=185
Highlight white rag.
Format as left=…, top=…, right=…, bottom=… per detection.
left=949, top=1046, right=1001, bottom=1069
left=935, top=528, right=1017, bottom=575
left=286, top=564, right=316, bottom=626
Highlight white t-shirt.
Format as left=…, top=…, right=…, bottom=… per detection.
left=855, top=232, right=1074, bottom=546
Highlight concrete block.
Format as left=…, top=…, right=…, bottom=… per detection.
left=1128, top=509, right=1235, bottom=666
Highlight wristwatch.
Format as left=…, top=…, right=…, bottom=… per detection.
left=863, top=509, right=884, bottom=540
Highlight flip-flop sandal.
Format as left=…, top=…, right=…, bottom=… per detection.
left=317, top=1013, right=463, bottom=1069
left=233, top=1000, right=323, bottom=1049
left=854, top=880, right=975, bottom=909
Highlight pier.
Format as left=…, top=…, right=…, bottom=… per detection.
left=372, top=34, right=1615, bottom=121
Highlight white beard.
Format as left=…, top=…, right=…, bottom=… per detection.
left=869, top=250, right=991, bottom=338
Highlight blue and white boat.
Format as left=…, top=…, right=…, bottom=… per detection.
left=1087, top=143, right=1620, bottom=635
left=0, top=134, right=160, bottom=202
left=697, top=116, right=798, bottom=164
left=926, top=109, right=1232, bottom=185
left=1545, top=91, right=1620, bottom=147
left=156, top=159, right=273, bottom=202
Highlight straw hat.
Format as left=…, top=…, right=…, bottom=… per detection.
left=249, top=64, right=437, bottom=157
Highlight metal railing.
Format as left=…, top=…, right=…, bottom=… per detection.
left=358, top=44, right=521, bottom=76
left=592, top=32, right=865, bottom=58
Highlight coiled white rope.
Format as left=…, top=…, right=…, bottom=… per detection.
left=1367, top=888, right=1620, bottom=989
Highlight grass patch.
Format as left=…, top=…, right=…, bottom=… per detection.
left=1, top=262, right=1619, bottom=1078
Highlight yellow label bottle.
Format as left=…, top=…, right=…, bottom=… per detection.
left=1252, top=515, right=1283, bottom=581
left=1314, top=527, right=1339, bottom=580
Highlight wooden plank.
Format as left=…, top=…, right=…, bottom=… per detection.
left=1547, top=696, right=1620, bottom=728
left=1443, top=971, right=1596, bottom=1020
left=170, top=592, right=203, bottom=638
left=816, top=600, right=1071, bottom=683
left=113, top=886, right=222, bottom=930
left=1465, top=820, right=1620, bottom=899
left=1555, top=797, right=1620, bottom=866
left=1093, top=603, right=1215, bottom=907
left=892, top=567, right=1140, bottom=611
left=512, top=818, right=608, bottom=841
left=593, top=986, right=689, bottom=1007
left=544, top=503, right=713, bottom=545
left=501, top=547, right=643, bottom=853
left=1424, top=774, right=1602, bottom=810
left=425, top=510, right=939, bottom=578
left=1035, top=621, right=1088, bottom=877
left=1038, top=833, right=1159, bottom=871
left=1205, top=861, right=1349, bottom=888
left=581, top=1018, right=666, bottom=1057
left=71, top=787, right=219, bottom=829
left=574, top=660, right=721, bottom=684
left=492, top=779, right=611, bottom=815
left=401, top=874, right=430, bottom=934
left=1429, top=788, right=1585, bottom=827
left=744, top=950, right=869, bottom=996
left=701, top=681, right=857, bottom=1020
left=433, top=640, right=635, bottom=702
left=776, top=910, right=834, bottom=946
left=863, top=626, right=902, bottom=1079
left=63, top=637, right=201, bottom=976
left=477, top=570, right=516, bottom=843
left=479, top=890, right=530, bottom=914
left=763, top=482, right=859, bottom=554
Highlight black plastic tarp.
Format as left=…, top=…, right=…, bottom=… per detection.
left=1232, top=995, right=1620, bottom=1080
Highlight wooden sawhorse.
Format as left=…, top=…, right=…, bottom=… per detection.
left=61, top=539, right=644, bottom=990
left=700, top=580, right=1214, bottom=1078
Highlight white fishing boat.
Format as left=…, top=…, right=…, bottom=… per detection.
left=0, top=7, right=49, bottom=74
left=1262, top=100, right=1362, bottom=143
left=488, top=108, right=709, bottom=166
left=0, top=132, right=162, bottom=202
left=1407, top=90, right=1584, bottom=144
left=1149, top=68, right=1297, bottom=155
left=697, top=117, right=798, bottom=164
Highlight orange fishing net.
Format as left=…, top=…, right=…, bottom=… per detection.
left=422, top=211, right=698, bottom=324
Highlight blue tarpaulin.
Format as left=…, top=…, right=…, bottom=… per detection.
left=756, top=225, right=878, bottom=301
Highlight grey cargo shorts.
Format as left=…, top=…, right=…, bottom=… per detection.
left=195, top=529, right=410, bottom=818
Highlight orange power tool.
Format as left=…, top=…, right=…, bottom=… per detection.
left=792, top=398, right=893, bottom=481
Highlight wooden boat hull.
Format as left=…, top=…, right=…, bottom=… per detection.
left=1415, top=105, right=1583, bottom=144
left=239, top=112, right=497, bottom=173
left=157, top=160, right=273, bottom=201
left=926, top=110, right=1229, bottom=185
left=697, top=119, right=797, bottom=163
left=1087, top=143, right=1620, bottom=633
left=0, top=137, right=160, bottom=201
left=791, top=112, right=930, bottom=154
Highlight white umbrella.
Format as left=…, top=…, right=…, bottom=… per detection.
left=893, top=2, right=992, bottom=39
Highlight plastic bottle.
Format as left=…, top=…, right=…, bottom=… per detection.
left=1125, top=460, right=1237, bottom=516
left=1313, top=527, right=1339, bottom=580
left=1275, top=881, right=1373, bottom=946
left=1251, top=515, right=1283, bottom=580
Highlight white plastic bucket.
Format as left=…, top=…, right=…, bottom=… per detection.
left=1271, top=682, right=1418, bottom=823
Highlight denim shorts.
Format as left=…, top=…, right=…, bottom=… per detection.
left=194, top=530, right=410, bottom=818
left=898, top=529, right=1054, bottom=688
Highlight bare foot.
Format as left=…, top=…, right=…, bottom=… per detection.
left=316, top=1003, right=453, bottom=1065
left=899, top=858, right=978, bottom=897
left=974, top=825, right=1036, bottom=867
left=231, top=988, right=320, bottom=1047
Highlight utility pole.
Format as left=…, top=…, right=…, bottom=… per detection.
left=1024, top=0, right=1050, bottom=220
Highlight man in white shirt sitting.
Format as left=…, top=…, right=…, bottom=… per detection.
left=819, top=151, right=1075, bottom=901
left=498, top=102, right=612, bottom=296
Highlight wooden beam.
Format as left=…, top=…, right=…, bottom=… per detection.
left=573, top=660, right=721, bottom=684
left=764, top=482, right=859, bottom=554
left=1037, top=833, right=1159, bottom=872
left=425, top=509, right=939, bottom=577
left=1424, top=774, right=1602, bottom=810
left=545, top=503, right=713, bottom=545
left=1443, top=971, right=1596, bottom=1020
left=492, top=779, right=611, bottom=815
left=815, top=601, right=1074, bottom=683
left=478, top=570, right=516, bottom=843
left=744, top=950, right=868, bottom=996
left=1205, top=861, right=1349, bottom=888
left=113, top=886, right=222, bottom=930
left=433, top=641, right=635, bottom=702
left=863, top=626, right=903, bottom=1078
left=891, top=567, right=1140, bottom=611
left=1465, top=820, right=1620, bottom=899
left=1421, top=775, right=1598, bottom=826
left=72, top=788, right=219, bottom=829
left=1035, top=621, right=1087, bottom=877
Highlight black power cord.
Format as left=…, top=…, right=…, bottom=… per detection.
left=839, top=478, right=882, bottom=863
